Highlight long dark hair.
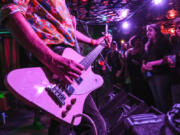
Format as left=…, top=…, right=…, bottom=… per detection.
left=171, top=17, right=180, bottom=44
left=145, top=24, right=168, bottom=52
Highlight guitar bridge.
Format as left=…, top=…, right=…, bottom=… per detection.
left=46, top=85, right=66, bottom=106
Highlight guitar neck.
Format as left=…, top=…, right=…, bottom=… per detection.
left=80, top=43, right=105, bottom=70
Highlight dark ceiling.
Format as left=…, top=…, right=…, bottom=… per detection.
left=67, top=0, right=180, bottom=25
left=67, top=0, right=180, bottom=40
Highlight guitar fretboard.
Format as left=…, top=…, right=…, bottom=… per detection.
left=80, top=43, right=105, bottom=70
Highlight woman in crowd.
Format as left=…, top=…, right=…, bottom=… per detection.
left=169, top=18, right=180, bottom=104
left=141, top=24, right=172, bottom=112
left=126, top=35, right=152, bottom=104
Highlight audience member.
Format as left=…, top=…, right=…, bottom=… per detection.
left=169, top=17, right=180, bottom=104
left=141, top=24, right=172, bottom=112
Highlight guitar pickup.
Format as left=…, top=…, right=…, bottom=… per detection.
left=57, top=92, right=66, bottom=101
left=75, top=77, right=83, bottom=84
left=65, top=85, right=75, bottom=96
left=46, top=86, right=66, bottom=106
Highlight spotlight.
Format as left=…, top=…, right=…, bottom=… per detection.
left=117, top=9, right=129, bottom=20
left=121, top=39, right=125, bottom=44
left=121, top=9, right=129, bottom=18
left=122, top=21, right=129, bottom=29
left=153, top=0, right=162, bottom=5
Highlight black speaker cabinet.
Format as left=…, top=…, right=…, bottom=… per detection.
left=124, top=114, right=175, bottom=135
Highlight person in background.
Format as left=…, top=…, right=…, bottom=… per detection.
left=141, top=24, right=172, bottom=112
left=105, top=41, right=125, bottom=85
left=120, top=42, right=130, bottom=59
left=126, top=35, right=152, bottom=104
left=0, top=0, right=112, bottom=134
left=168, top=17, right=180, bottom=104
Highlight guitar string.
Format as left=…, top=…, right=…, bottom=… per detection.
left=80, top=46, right=99, bottom=68
left=86, top=46, right=104, bottom=69
left=81, top=46, right=100, bottom=69
left=80, top=45, right=104, bottom=70
left=81, top=43, right=105, bottom=67
left=83, top=45, right=104, bottom=69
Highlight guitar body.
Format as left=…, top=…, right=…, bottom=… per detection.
left=5, top=48, right=104, bottom=125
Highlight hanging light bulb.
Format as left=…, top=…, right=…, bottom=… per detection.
left=167, top=9, right=177, bottom=19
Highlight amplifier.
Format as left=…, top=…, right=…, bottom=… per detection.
left=124, top=114, right=175, bottom=135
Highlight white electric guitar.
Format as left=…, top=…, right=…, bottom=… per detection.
left=4, top=41, right=108, bottom=126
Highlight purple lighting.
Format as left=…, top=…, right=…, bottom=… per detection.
left=117, top=9, right=129, bottom=20
left=122, top=22, right=129, bottom=29
left=153, top=0, right=162, bottom=5
left=121, top=9, right=129, bottom=18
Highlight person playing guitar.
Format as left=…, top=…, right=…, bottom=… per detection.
left=0, top=0, right=112, bottom=134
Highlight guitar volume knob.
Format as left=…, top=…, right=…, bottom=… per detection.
left=66, top=104, right=72, bottom=111
left=61, top=110, right=67, bottom=118
left=71, top=98, right=76, bottom=105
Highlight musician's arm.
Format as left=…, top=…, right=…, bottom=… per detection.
left=4, top=12, right=83, bottom=83
left=4, top=12, right=56, bottom=66
left=74, top=30, right=105, bottom=46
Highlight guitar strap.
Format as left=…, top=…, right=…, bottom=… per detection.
left=74, top=37, right=81, bottom=55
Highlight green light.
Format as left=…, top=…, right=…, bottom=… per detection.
left=0, top=31, right=10, bottom=35
left=108, top=29, right=112, bottom=34
left=0, top=93, right=5, bottom=99
left=0, top=92, right=8, bottom=99
left=0, top=29, right=10, bottom=35
left=102, top=16, right=106, bottom=21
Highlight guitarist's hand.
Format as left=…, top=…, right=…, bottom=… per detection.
left=93, top=34, right=112, bottom=48
left=47, top=53, right=84, bottom=84
left=104, top=34, right=112, bottom=48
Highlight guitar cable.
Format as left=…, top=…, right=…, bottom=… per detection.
left=71, top=113, right=98, bottom=135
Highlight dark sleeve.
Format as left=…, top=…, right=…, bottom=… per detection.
left=161, top=38, right=172, bottom=56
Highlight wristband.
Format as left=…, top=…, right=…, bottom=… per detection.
left=91, top=39, right=96, bottom=46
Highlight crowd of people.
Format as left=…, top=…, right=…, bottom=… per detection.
left=99, top=18, right=180, bottom=113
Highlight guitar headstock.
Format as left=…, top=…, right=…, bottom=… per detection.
left=99, top=40, right=107, bottom=48
left=100, top=23, right=112, bottom=48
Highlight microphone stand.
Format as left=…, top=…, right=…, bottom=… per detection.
left=102, top=23, right=112, bottom=72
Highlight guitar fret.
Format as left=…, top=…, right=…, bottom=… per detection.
left=80, top=44, right=104, bottom=70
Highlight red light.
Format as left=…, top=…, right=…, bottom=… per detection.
left=81, top=0, right=88, bottom=2
left=169, top=28, right=175, bottom=34
left=99, top=61, right=105, bottom=66
left=167, top=9, right=177, bottom=19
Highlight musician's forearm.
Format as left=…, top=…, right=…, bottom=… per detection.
left=74, top=30, right=92, bottom=44
left=5, top=12, right=57, bottom=66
